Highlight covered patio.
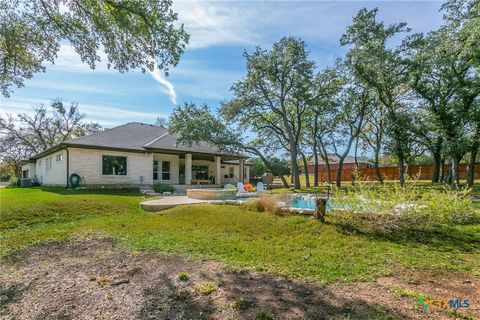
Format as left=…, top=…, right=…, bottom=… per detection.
left=150, top=150, right=249, bottom=187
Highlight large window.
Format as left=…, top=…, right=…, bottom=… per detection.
left=229, top=167, right=234, bottom=178
left=162, top=161, right=170, bottom=180
left=102, top=156, right=127, bottom=175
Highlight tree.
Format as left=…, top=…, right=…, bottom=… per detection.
left=360, top=95, right=385, bottom=183
left=155, top=116, right=169, bottom=128
left=268, top=157, right=291, bottom=177
left=221, top=37, right=316, bottom=189
left=0, top=99, right=102, bottom=175
left=441, top=0, right=480, bottom=188
left=328, top=85, right=369, bottom=187
left=0, top=0, right=189, bottom=97
left=249, top=158, right=266, bottom=178
left=306, top=64, right=345, bottom=186
left=442, top=0, right=480, bottom=67
left=168, top=102, right=291, bottom=187
left=341, top=8, right=411, bottom=186
left=406, top=24, right=479, bottom=187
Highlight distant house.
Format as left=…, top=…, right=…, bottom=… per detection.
left=21, top=122, right=249, bottom=189
left=305, top=154, right=373, bottom=174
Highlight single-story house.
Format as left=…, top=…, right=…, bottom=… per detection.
left=21, top=122, right=250, bottom=189
left=305, top=154, right=373, bottom=174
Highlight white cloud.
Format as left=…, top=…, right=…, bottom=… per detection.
left=0, top=97, right=169, bottom=127
left=173, top=0, right=443, bottom=50
left=147, top=61, right=177, bottom=104
left=173, top=1, right=261, bottom=49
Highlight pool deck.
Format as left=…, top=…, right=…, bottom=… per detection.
left=141, top=196, right=208, bottom=212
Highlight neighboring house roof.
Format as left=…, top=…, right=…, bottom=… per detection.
left=309, top=154, right=372, bottom=165
left=29, top=122, right=245, bottom=160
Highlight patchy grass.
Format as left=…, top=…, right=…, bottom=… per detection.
left=177, top=272, right=190, bottom=281
left=193, top=281, right=218, bottom=295
left=1, top=187, right=479, bottom=284
left=392, top=286, right=431, bottom=300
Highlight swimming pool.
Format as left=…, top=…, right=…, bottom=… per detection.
left=289, top=195, right=334, bottom=211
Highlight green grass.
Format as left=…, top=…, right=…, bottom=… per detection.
left=1, top=187, right=479, bottom=284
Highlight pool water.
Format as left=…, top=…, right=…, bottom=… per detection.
left=290, top=197, right=335, bottom=211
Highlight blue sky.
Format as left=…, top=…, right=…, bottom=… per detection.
left=1, top=0, right=444, bottom=127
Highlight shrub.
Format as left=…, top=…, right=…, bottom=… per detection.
left=153, top=183, right=174, bottom=193
left=7, top=177, right=19, bottom=187
left=329, top=178, right=480, bottom=235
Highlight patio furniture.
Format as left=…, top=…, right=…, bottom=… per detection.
left=257, top=182, right=265, bottom=192
left=237, top=182, right=245, bottom=193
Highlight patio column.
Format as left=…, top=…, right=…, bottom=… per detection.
left=185, top=153, right=192, bottom=185
left=239, top=158, right=245, bottom=183
left=245, top=165, right=250, bottom=182
left=215, top=156, right=222, bottom=184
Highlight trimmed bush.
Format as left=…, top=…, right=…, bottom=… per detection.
left=8, top=177, right=19, bottom=187
left=153, top=183, right=174, bottom=193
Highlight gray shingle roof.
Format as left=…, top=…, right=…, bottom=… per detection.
left=31, top=122, right=238, bottom=159
left=143, top=131, right=221, bottom=154
left=66, top=122, right=167, bottom=151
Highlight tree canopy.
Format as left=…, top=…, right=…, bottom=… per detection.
left=0, top=0, right=189, bottom=96
left=0, top=99, right=102, bottom=175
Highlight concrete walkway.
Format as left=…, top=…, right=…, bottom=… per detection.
left=140, top=196, right=207, bottom=212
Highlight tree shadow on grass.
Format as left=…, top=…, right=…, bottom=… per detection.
left=139, top=272, right=214, bottom=320
left=37, top=186, right=142, bottom=197
left=328, top=218, right=480, bottom=254
left=217, top=270, right=406, bottom=320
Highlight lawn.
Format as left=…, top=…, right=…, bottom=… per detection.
left=1, top=187, right=479, bottom=284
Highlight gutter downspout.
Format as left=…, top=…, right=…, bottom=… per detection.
left=66, top=148, right=70, bottom=188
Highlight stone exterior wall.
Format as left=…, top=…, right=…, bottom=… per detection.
left=68, top=147, right=153, bottom=187
left=25, top=146, right=249, bottom=188
left=35, top=150, right=68, bottom=186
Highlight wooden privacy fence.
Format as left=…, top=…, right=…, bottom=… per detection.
left=315, top=164, right=480, bottom=182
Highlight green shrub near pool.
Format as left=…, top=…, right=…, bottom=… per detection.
left=153, top=183, right=175, bottom=193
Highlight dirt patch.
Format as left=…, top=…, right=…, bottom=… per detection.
left=0, top=238, right=478, bottom=320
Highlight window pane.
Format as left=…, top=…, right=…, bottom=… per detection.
left=161, top=161, right=170, bottom=180
left=162, top=161, right=170, bottom=172
left=162, top=172, right=170, bottom=180
left=102, top=156, right=127, bottom=175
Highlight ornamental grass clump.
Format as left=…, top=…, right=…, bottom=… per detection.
left=241, top=194, right=289, bottom=215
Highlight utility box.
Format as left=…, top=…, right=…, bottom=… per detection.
left=20, top=178, right=32, bottom=187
